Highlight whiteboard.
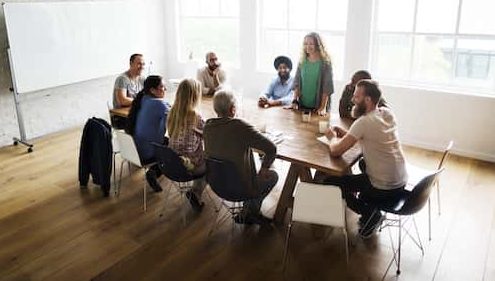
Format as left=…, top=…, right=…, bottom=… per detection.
left=3, top=0, right=149, bottom=93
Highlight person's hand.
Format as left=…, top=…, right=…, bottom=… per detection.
left=325, top=127, right=336, bottom=140
left=316, top=108, right=327, bottom=116
left=258, top=167, right=272, bottom=180
left=287, top=100, right=298, bottom=110
left=212, top=65, right=221, bottom=75
left=258, top=97, right=268, bottom=108
left=332, top=126, right=347, bottom=138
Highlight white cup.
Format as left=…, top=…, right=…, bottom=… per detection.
left=302, top=111, right=311, bottom=122
left=319, top=120, right=329, bottom=133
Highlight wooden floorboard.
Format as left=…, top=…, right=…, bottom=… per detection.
left=0, top=127, right=494, bottom=281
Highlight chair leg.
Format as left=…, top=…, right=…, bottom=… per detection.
left=397, top=216, right=402, bottom=275
left=112, top=152, right=117, bottom=194
left=181, top=192, right=187, bottom=226
left=208, top=206, right=224, bottom=236
left=117, top=160, right=125, bottom=196
left=412, top=217, right=424, bottom=255
left=436, top=181, right=441, bottom=216
left=283, top=221, right=293, bottom=271
left=343, top=228, right=349, bottom=265
left=205, top=186, right=220, bottom=213
left=143, top=171, right=147, bottom=212
left=428, top=198, right=432, bottom=241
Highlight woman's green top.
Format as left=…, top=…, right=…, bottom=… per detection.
left=300, top=59, right=322, bottom=109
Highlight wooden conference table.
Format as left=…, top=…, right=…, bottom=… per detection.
left=110, top=96, right=361, bottom=223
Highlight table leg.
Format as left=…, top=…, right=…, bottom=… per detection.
left=274, top=163, right=301, bottom=223
left=273, top=163, right=315, bottom=224
left=299, top=167, right=312, bottom=182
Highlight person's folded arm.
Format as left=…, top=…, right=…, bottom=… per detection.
left=244, top=123, right=277, bottom=168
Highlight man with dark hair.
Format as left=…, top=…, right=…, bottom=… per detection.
left=197, top=52, right=226, bottom=96
left=258, top=56, right=294, bottom=108
left=339, top=70, right=372, bottom=119
left=339, top=70, right=388, bottom=120
left=113, top=53, right=145, bottom=108
left=113, top=54, right=145, bottom=108
left=321, top=79, right=408, bottom=238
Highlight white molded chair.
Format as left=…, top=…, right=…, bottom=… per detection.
left=115, top=130, right=155, bottom=212
left=283, top=182, right=349, bottom=269
left=406, top=140, right=453, bottom=240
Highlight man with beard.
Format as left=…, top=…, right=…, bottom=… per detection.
left=320, top=79, right=408, bottom=239
left=197, top=52, right=226, bottom=96
left=258, top=56, right=294, bottom=108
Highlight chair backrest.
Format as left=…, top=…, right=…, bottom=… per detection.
left=152, top=143, right=195, bottom=182
left=438, top=140, right=454, bottom=169
left=205, top=157, right=253, bottom=202
left=292, top=182, right=346, bottom=227
left=399, top=168, right=444, bottom=215
left=115, top=130, right=142, bottom=167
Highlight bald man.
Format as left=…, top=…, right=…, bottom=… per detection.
left=197, top=52, right=226, bottom=96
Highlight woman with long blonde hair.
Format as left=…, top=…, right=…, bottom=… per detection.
left=292, top=32, right=334, bottom=116
left=167, top=78, right=206, bottom=211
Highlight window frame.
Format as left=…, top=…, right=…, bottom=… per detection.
left=176, top=0, right=241, bottom=67
left=370, top=0, right=495, bottom=94
left=256, top=0, right=347, bottom=78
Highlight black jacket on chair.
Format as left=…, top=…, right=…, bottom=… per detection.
left=78, top=117, right=113, bottom=196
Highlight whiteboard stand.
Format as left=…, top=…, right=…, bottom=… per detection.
left=8, top=48, right=33, bottom=153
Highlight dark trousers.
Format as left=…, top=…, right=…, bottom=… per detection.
left=244, top=170, right=278, bottom=216
left=142, top=158, right=163, bottom=178
left=318, top=170, right=405, bottom=221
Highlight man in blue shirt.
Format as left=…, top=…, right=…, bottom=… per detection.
left=258, top=56, right=294, bottom=108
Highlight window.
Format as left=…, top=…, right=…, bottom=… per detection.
left=257, top=0, right=348, bottom=78
left=177, top=0, right=240, bottom=67
left=372, top=0, right=495, bottom=92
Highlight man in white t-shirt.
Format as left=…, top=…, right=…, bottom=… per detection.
left=322, top=79, right=408, bottom=238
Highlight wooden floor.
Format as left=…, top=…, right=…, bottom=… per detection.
left=1, top=127, right=494, bottom=281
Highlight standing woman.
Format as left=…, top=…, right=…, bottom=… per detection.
left=167, top=79, right=206, bottom=212
left=292, top=32, right=334, bottom=116
left=127, top=75, right=171, bottom=192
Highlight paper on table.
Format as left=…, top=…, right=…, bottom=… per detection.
left=262, top=131, right=284, bottom=145
left=317, top=135, right=331, bottom=146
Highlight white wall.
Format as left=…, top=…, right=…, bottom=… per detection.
left=0, top=0, right=168, bottom=146
left=163, top=0, right=495, bottom=162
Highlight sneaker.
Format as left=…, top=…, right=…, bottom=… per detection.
left=359, top=213, right=385, bottom=239
left=185, top=191, right=204, bottom=212
left=145, top=170, right=162, bottom=192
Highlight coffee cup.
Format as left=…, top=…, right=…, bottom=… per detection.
left=302, top=111, right=311, bottom=122
left=319, top=120, right=329, bottom=133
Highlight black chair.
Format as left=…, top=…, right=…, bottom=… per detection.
left=205, top=157, right=256, bottom=234
left=152, top=143, right=204, bottom=220
left=364, top=168, right=444, bottom=277
left=153, top=143, right=203, bottom=182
